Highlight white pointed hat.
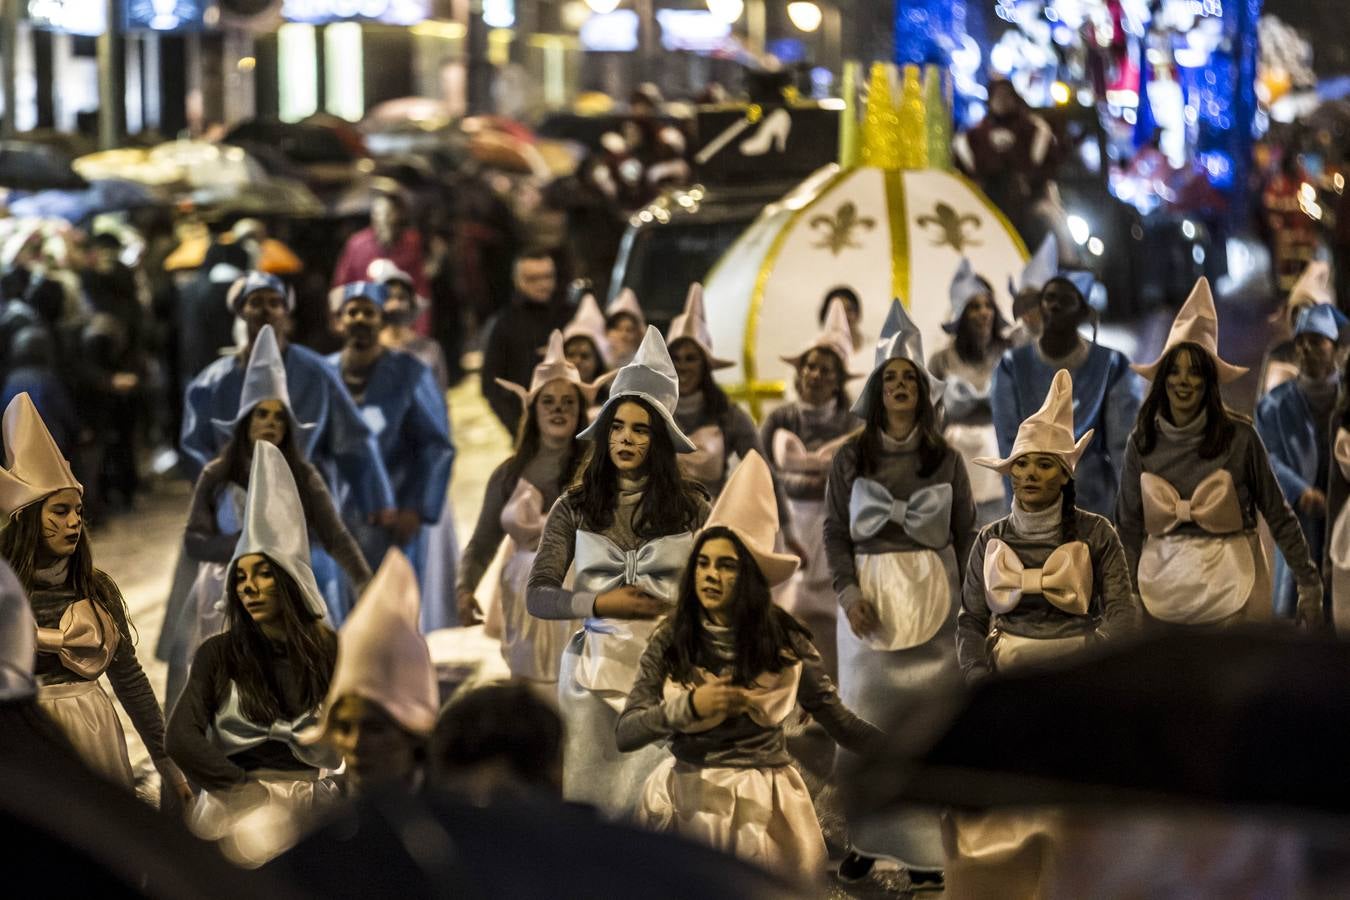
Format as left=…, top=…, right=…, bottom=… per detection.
left=851, top=299, right=942, bottom=419
left=211, top=324, right=316, bottom=442
left=702, top=451, right=798, bottom=587
left=1288, top=260, right=1332, bottom=312
left=605, top=286, right=646, bottom=329
left=0, top=563, right=36, bottom=701
left=303, top=549, right=438, bottom=743
left=0, top=392, right=82, bottom=521
left=975, top=369, right=1093, bottom=475
left=561, top=294, right=613, bottom=368
left=495, top=329, right=600, bottom=408
left=1012, top=234, right=1058, bottom=296
left=945, top=258, right=993, bottom=333
left=230, top=441, right=328, bottom=620
left=1133, top=277, right=1247, bottom=384
left=780, top=297, right=860, bottom=378
left=666, top=283, right=734, bottom=370
left=577, top=325, right=697, bottom=453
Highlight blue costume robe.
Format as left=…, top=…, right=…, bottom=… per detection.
left=1255, top=378, right=1330, bottom=618
left=990, top=342, right=1141, bottom=520
left=179, top=342, right=394, bottom=622
left=325, top=348, right=457, bottom=627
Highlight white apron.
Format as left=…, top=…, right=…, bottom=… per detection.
left=190, top=769, right=337, bottom=867
left=37, top=680, right=136, bottom=790
left=497, top=480, right=578, bottom=683
left=771, top=428, right=852, bottom=622
left=946, top=422, right=1004, bottom=506
left=854, top=549, right=952, bottom=651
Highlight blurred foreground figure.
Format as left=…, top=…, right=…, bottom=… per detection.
left=845, top=631, right=1350, bottom=898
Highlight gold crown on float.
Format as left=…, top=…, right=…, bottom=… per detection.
left=847, top=60, right=951, bottom=173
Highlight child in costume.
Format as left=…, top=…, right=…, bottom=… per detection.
left=527, top=326, right=710, bottom=816
left=822, top=300, right=976, bottom=888
left=929, top=259, right=1011, bottom=525
left=0, top=392, right=190, bottom=804
left=167, top=442, right=340, bottom=866
left=617, top=452, right=882, bottom=884
left=305, top=548, right=439, bottom=798
left=760, top=298, right=860, bottom=677
left=1118, top=278, right=1319, bottom=627
left=458, top=330, right=596, bottom=684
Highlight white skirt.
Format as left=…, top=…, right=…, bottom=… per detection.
left=944, top=810, right=1061, bottom=899
left=638, top=758, right=826, bottom=884
left=190, top=769, right=338, bottom=867
left=36, top=680, right=135, bottom=790
left=558, top=632, right=669, bottom=818
left=775, top=498, right=835, bottom=620
left=946, top=423, right=1005, bottom=506
left=836, top=550, right=960, bottom=871
left=1138, top=532, right=1261, bottom=625
left=499, top=546, right=579, bottom=684
left=855, top=549, right=951, bottom=651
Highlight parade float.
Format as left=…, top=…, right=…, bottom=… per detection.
left=703, top=62, right=1029, bottom=415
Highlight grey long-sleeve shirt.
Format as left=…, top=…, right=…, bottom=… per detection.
left=1115, top=414, right=1318, bottom=592
left=615, top=619, right=883, bottom=767
left=526, top=486, right=711, bottom=620
left=822, top=429, right=977, bottom=610
left=758, top=399, right=860, bottom=502
left=956, top=507, right=1137, bottom=682
left=457, top=449, right=568, bottom=596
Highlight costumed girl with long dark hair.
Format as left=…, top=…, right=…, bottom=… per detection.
left=822, top=300, right=976, bottom=888
left=165, top=325, right=369, bottom=709
left=527, top=326, right=709, bottom=816
left=561, top=293, right=611, bottom=385
left=458, top=330, right=595, bottom=685
left=617, top=452, right=882, bottom=884
left=167, top=442, right=340, bottom=866
left=929, top=259, right=1011, bottom=525
left=950, top=369, right=1136, bottom=896
left=0, top=392, right=190, bottom=803
left=760, top=298, right=859, bottom=677
left=604, top=287, right=645, bottom=368
left=1117, top=278, right=1319, bottom=627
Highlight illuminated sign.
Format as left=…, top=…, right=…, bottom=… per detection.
left=282, top=0, right=428, bottom=25
left=580, top=10, right=638, bottom=52
left=123, top=0, right=208, bottom=32
left=26, top=0, right=107, bottom=35
left=655, top=10, right=731, bottom=53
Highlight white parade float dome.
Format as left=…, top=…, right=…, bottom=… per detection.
left=702, top=63, right=1029, bottom=414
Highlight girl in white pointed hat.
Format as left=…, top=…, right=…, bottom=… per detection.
left=821, top=299, right=977, bottom=888
left=666, top=283, right=779, bottom=509
left=561, top=293, right=612, bottom=386
left=1117, top=278, right=1319, bottom=627
left=367, top=258, right=450, bottom=392
left=950, top=371, right=1137, bottom=897
left=458, top=330, right=597, bottom=686
left=604, top=287, right=645, bottom=368
left=305, top=549, right=439, bottom=798
left=0, top=392, right=192, bottom=805
left=617, top=452, right=883, bottom=884
left=527, top=325, right=710, bottom=817
left=163, top=325, right=371, bottom=712
left=930, top=259, right=1013, bottom=526
left=167, top=441, right=341, bottom=867
left=759, top=298, right=861, bottom=678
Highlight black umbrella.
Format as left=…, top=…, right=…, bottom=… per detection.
left=0, top=140, right=88, bottom=191
left=271, top=787, right=809, bottom=899
left=223, top=119, right=360, bottom=166
left=845, top=630, right=1350, bottom=818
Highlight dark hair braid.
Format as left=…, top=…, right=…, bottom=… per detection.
left=1060, top=478, right=1078, bottom=544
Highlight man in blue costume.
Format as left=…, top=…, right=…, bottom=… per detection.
left=178, top=271, right=395, bottom=623
left=990, top=271, right=1140, bottom=519
left=327, top=281, right=456, bottom=628
left=1256, top=301, right=1345, bottom=620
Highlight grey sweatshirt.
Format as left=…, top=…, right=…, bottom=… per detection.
left=1115, top=414, right=1318, bottom=592
left=822, top=428, right=977, bottom=610
left=956, top=501, right=1137, bottom=682
left=526, top=479, right=710, bottom=620
left=615, top=618, right=883, bottom=767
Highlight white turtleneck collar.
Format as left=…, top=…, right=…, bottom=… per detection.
left=1009, top=497, right=1063, bottom=541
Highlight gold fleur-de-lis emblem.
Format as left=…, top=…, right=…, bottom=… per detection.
left=810, top=202, right=877, bottom=255
left=916, top=202, right=983, bottom=252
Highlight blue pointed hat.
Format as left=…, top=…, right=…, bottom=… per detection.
left=945, top=258, right=993, bottom=333
left=210, top=325, right=317, bottom=442
left=576, top=325, right=697, bottom=453
left=1010, top=234, right=1059, bottom=297
left=851, top=299, right=943, bottom=419
left=1294, top=302, right=1349, bottom=344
